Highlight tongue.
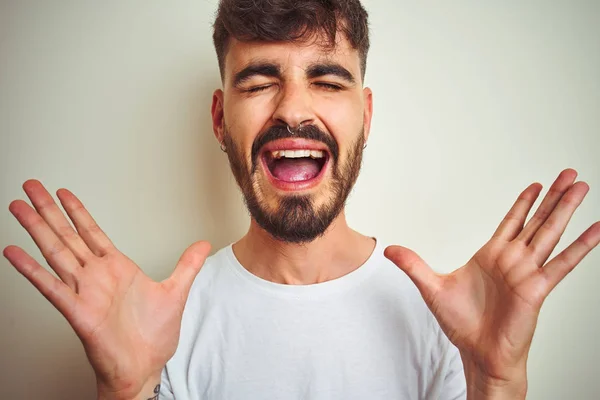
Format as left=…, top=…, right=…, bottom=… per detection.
left=271, top=158, right=321, bottom=182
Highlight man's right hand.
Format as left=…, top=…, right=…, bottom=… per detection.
left=3, top=180, right=211, bottom=400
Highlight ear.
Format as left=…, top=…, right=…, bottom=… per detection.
left=211, top=89, right=225, bottom=144
left=362, top=87, right=373, bottom=143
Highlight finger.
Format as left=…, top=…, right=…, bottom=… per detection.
left=384, top=245, right=442, bottom=302
left=164, top=241, right=211, bottom=298
left=23, top=180, right=94, bottom=264
left=4, top=245, right=78, bottom=319
left=56, top=188, right=114, bottom=257
left=516, top=168, right=578, bottom=244
left=492, top=183, right=543, bottom=241
left=9, top=200, right=81, bottom=288
left=540, top=221, right=600, bottom=295
left=529, top=181, right=589, bottom=266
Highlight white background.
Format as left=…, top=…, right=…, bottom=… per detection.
left=1, top=1, right=598, bottom=398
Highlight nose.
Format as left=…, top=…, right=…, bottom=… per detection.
left=272, top=83, right=315, bottom=129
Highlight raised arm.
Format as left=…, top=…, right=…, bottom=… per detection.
left=4, top=180, right=211, bottom=400
left=385, top=169, right=600, bottom=399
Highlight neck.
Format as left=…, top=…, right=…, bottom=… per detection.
left=232, top=210, right=376, bottom=285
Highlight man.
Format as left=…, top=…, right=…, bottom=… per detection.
left=3, top=0, right=599, bottom=399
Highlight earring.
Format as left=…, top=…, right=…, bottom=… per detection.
left=220, top=142, right=227, bottom=152
left=363, top=143, right=368, bottom=150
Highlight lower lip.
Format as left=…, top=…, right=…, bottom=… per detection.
left=260, top=155, right=330, bottom=192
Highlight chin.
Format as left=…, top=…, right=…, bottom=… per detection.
left=248, top=186, right=342, bottom=244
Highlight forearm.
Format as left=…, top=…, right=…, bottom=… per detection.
left=97, top=371, right=162, bottom=400
left=461, top=356, right=527, bottom=400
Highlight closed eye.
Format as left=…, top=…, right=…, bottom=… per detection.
left=314, top=82, right=343, bottom=91
left=246, top=84, right=273, bottom=93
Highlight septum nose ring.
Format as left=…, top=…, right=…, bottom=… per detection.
left=287, top=122, right=303, bottom=135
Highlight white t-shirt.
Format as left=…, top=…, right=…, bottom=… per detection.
left=160, top=242, right=466, bottom=399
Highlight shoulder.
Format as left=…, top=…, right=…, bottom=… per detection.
left=368, top=242, right=431, bottom=311
left=186, top=245, right=235, bottom=302
left=373, top=243, right=464, bottom=378
left=369, top=242, right=453, bottom=347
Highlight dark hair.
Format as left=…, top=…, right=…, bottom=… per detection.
left=212, top=0, right=370, bottom=81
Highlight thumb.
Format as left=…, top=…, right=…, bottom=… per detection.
left=165, top=241, right=212, bottom=296
left=384, top=245, right=441, bottom=300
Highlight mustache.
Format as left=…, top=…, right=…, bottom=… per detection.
left=251, top=124, right=339, bottom=172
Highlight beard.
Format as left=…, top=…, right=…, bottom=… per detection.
left=223, top=124, right=365, bottom=244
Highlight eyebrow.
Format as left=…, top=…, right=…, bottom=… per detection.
left=231, top=61, right=357, bottom=88
left=232, top=62, right=281, bottom=87
left=306, top=63, right=356, bottom=84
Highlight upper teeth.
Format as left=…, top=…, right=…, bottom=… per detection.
left=271, top=150, right=325, bottom=159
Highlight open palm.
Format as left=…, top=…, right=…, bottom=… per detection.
left=3, top=180, right=211, bottom=397
left=385, top=169, right=600, bottom=382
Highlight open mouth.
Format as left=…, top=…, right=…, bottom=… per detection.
left=260, top=141, right=330, bottom=190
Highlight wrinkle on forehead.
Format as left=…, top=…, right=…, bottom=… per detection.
left=225, top=34, right=359, bottom=84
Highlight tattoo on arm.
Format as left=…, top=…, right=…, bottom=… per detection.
left=147, top=384, right=160, bottom=400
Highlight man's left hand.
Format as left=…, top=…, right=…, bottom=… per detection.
left=384, top=168, right=600, bottom=399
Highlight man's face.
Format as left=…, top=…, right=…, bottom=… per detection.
left=211, top=34, right=373, bottom=243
